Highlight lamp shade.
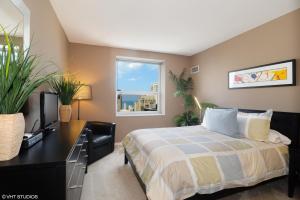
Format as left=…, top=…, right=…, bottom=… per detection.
left=74, top=85, right=92, bottom=100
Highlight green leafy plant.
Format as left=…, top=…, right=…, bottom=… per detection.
left=174, top=111, right=199, bottom=127
left=169, top=69, right=194, bottom=110
left=200, top=102, right=218, bottom=110
left=0, top=27, right=55, bottom=114
left=50, top=75, right=82, bottom=105
left=169, top=69, right=199, bottom=126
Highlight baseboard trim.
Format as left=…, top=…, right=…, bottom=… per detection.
left=115, top=142, right=122, bottom=148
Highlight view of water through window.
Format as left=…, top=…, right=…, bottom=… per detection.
left=116, top=59, right=160, bottom=113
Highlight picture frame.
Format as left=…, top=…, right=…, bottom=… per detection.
left=228, top=59, right=296, bottom=89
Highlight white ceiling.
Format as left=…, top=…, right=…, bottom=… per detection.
left=50, top=0, right=300, bottom=56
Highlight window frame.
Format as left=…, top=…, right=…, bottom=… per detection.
left=115, top=56, right=165, bottom=117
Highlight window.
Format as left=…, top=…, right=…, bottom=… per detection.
left=116, top=57, right=165, bottom=116
left=0, top=44, right=20, bottom=64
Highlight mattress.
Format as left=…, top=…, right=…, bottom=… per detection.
left=123, top=125, right=289, bottom=200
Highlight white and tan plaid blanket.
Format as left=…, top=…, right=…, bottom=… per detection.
left=123, top=125, right=288, bottom=200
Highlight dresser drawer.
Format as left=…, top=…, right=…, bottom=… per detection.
left=67, top=132, right=87, bottom=163
left=66, top=145, right=81, bottom=179
left=67, top=145, right=87, bottom=184
left=68, top=145, right=81, bottom=162
left=66, top=160, right=76, bottom=182
left=83, top=138, right=88, bottom=148
left=78, top=149, right=88, bottom=165
left=67, top=187, right=81, bottom=200
left=66, top=128, right=88, bottom=200
left=77, top=134, right=87, bottom=146
left=68, top=162, right=85, bottom=188
left=77, top=163, right=86, bottom=189
left=67, top=163, right=86, bottom=200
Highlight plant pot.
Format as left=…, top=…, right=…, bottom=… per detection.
left=0, top=113, right=25, bottom=161
left=59, top=105, right=72, bottom=122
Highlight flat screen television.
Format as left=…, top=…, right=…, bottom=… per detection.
left=40, top=92, right=58, bottom=130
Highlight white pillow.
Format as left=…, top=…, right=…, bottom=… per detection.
left=201, top=107, right=224, bottom=127
left=203, top=108, right=240, bottom=138
left=268, top=129, right=291, bottom=145
left=237, top=109, right=273, bottom=141
left=203, top=109, right=290, bottom=145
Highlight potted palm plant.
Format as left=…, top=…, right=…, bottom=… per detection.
left=0, top=28, right=55, bottom=161
left=169, top=69, right=199, bottom=126
left=50, top=75, right=82, bottom=122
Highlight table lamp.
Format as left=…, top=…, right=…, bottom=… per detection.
left=73, top=85, right=92, bottom=120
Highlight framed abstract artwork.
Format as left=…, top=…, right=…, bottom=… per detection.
left=228, top=59, right=296, bottom=89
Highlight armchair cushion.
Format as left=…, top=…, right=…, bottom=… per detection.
left=92, top=135, right=112, bottom=148
left=87, top=121, right=116, bottom=164
left=87, top=121, right=115, bottom=136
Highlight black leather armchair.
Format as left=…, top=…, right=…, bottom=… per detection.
left=86, top=121, right=116, bottom=164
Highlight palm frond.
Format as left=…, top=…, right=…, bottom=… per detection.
left=200, top=102, right=218, bottom=110
left=169, top=69, right=200, bottom=126
left=174, top=111, right=199, bottom=127
left=169, top=68, right=195, bottom=109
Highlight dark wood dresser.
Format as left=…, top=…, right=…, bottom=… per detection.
left=0, top=120, right=88, bottom=200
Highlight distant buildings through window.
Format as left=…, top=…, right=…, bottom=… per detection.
left=116, top=57, right=164, bottom=116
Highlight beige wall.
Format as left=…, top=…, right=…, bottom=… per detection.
left=18, top=2, right=299, bottom=138
left=68, top=9, right=300, bottom=141
left=24, top=0, right=69, bottom=131
left=25, top=0, right=69, bottom=70
left=68, top=44, right=189, bottom=141
left=191, top=9, right=300, bottom=112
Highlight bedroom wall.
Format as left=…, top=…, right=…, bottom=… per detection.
left=24, top=0, right=69, bottom=131
left=191, top=8, right=300, bottom=112
left=68, top=44, right=189, bottom=141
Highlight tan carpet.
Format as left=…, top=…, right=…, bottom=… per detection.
left=81, top=147, right=300, bottom=200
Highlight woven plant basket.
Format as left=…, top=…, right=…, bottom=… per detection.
left=0, top=113, right=25, bottom=161
left=59, top=105, right=72, bottom=122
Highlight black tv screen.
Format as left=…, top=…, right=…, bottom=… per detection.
left=40, top=92, right=58, bottom=129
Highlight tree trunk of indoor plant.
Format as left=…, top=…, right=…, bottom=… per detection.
left=59, top=105, right=72, bottom=122
left=0, top=113, right=25, bottom=161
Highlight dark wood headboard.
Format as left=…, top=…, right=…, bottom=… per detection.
left=239, top=109, right=300, bottom=148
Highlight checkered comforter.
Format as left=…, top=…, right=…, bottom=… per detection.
left=123, top=125, right=288, bottom=200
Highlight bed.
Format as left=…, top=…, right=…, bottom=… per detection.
left=123, top=109, right=300, bottom=200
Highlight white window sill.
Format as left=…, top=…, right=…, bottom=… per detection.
left=116, top=112, right=165, bottom=117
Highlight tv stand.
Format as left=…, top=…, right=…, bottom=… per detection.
left=0, top=120, right=88, bottom=200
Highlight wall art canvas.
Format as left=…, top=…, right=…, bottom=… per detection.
left=228, top=59, right=296, bottom=89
